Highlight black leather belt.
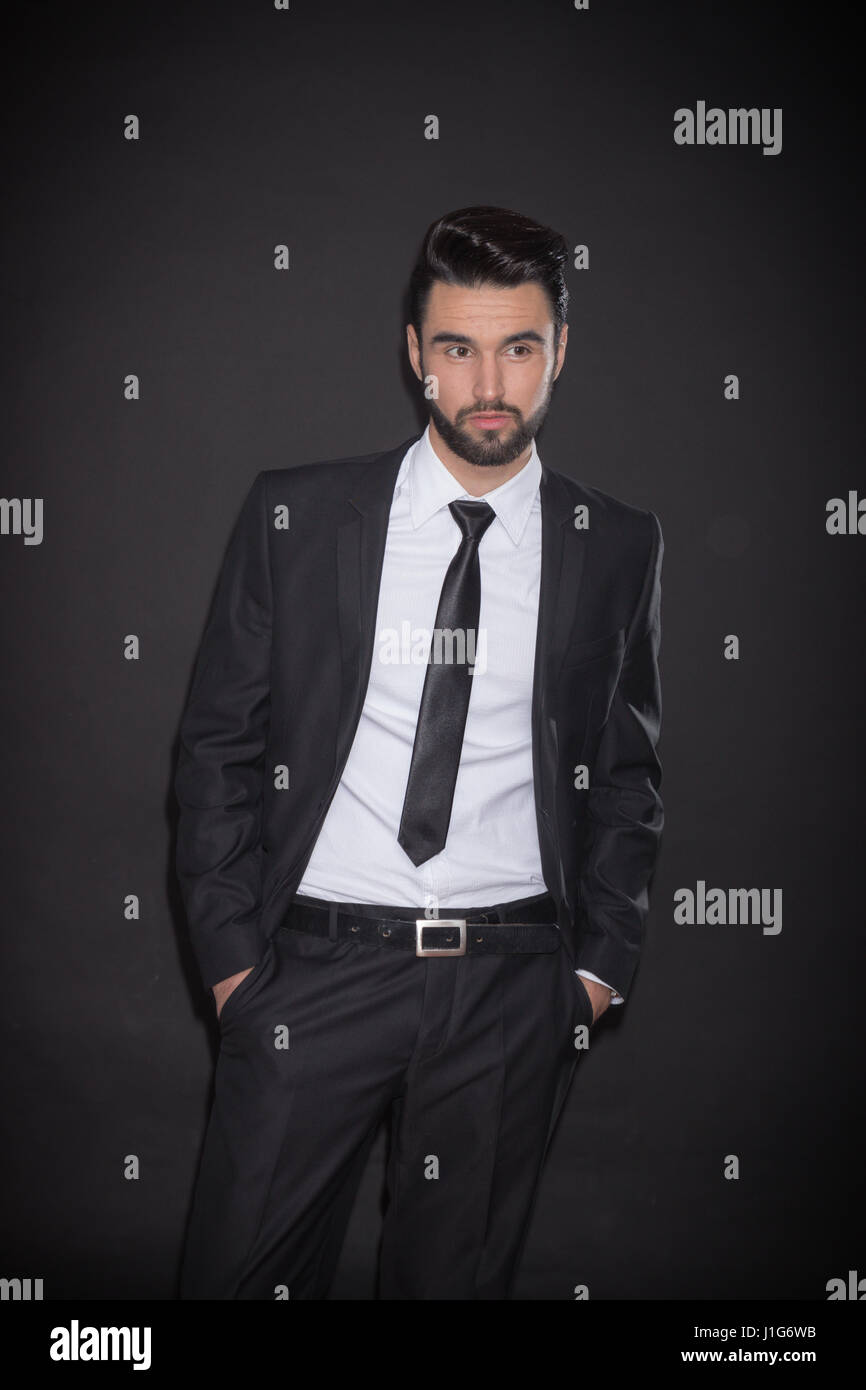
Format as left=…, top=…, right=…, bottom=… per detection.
left=282, top=893, right=562, bottom=956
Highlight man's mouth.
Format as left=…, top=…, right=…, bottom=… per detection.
left=469, top=413, right=511, bottom=429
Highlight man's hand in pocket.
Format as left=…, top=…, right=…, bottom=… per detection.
left=578, top=974, right=611, bottom=1025
left=213, top=966, right=255, bottom=1020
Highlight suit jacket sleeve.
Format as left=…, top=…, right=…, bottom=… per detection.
left=575, top=509, right=664, bottom=999
left=174, top=471, right=273, bottom=991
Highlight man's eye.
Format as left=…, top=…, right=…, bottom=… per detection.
left=444, top=344, right=532, bottom=357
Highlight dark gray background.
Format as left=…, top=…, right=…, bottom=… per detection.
left=2, top=0, right=863, bottom=1299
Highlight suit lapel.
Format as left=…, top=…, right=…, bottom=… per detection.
left=535, top=464, right=587, bottom=687
left=334, top=436, right=417, bottom=770
left=531, top=464, right=588, bottom=901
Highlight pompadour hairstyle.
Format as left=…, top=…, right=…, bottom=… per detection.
left=408, top=205, right=569, bottom=343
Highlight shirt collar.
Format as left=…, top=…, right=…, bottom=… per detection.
left=396, top=421, right=541, bottom=546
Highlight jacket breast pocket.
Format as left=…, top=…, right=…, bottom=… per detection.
left=561, top=626, right=626, bottom=671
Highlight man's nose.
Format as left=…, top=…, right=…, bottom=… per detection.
left=473, top=356, right=505, bottom=402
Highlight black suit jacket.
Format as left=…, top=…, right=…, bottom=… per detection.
left=174, top=433, right=664, bottom=998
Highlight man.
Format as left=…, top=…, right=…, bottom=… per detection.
left=174, top=205, right=664, bottom=1300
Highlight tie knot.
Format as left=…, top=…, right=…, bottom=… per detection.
left=448, top=498, right=496, bottom=542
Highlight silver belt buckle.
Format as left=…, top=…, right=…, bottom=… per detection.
left=415, top=919, right=467, bottom=957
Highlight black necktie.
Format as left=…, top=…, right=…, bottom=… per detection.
left=397, top=498, right=497, bottom=866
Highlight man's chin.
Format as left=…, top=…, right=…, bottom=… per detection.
left=459, top=434, right=526, bottom=469
left=442, top=423, right=524, bottom=469
left=427, top=399, right=538, bottom=469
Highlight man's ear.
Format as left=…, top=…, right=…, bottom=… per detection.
left=554, top=322, right=568, bottom=381
left=406, top=322, right=423, bottom=381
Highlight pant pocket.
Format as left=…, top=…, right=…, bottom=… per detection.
left=573, top=972, right=595, bottom=1029
left=218, top=940, right=276, bottom=1028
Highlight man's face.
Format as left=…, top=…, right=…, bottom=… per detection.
left=407, top=279, right=567, bottom=469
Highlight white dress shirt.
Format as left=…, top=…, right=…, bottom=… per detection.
left=298, top=423, right=621, bottom=1004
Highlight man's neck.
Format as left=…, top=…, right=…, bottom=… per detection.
left=427, top=419, right=533, bottom=497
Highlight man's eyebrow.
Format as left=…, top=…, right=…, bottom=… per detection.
left=428, top=329, right=547, bottom=347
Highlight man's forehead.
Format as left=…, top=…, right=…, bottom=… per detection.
left=424, top=279, right=553, bottom=330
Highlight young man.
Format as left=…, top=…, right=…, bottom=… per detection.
left=174, top=205, right=664, bottom=1300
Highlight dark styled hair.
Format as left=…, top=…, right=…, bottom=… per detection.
left=408, top=205, right=569, bottom=346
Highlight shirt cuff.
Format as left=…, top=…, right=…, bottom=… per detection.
left=576, top=968, right=624, bottom=1005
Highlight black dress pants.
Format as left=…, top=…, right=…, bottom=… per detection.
left=179, top=894, right=592, bottom=1300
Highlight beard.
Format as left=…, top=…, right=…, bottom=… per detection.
left=423, top=363, right=557, bottom=469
